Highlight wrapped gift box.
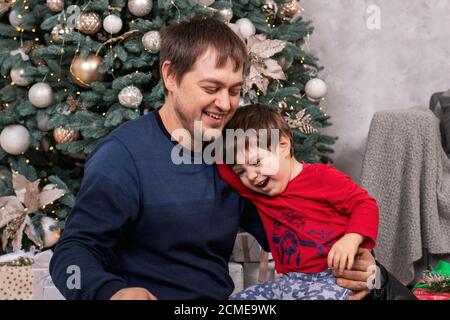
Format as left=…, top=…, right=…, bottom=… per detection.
left=231, top=232, right=273, bottom=262
left=413, top=288, right=450, bottom=300
left=228, top=262, right=244, bottom=295
left=0, top=258, right=34, bottom=300
left=0, top=249, right=65, bottom=300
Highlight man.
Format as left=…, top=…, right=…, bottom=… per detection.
left=50, top=17, right=410, bottom=300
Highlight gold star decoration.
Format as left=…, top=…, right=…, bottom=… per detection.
left=0, top=173, right=65, bottom=252
left=243, top=34, right=287, bottom=95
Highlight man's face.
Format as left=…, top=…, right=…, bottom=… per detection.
left=167, top=48, right=244, bottom=142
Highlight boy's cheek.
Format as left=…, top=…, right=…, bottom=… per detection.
left=260, top=158, right=279, bottom=176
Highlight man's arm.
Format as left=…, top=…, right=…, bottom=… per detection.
left=239, top=198, right=270, bottom=252
left=332, top=249, right=417, bottom=300
left=49, top=138, right=143, bottom=300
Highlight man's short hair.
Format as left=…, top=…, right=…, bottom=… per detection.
left=159, top=16, right=248, bottom=94
left=223, top=104, right=295, bottom=163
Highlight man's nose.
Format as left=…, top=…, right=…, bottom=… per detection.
left=215, top=90, right=231, bottom=112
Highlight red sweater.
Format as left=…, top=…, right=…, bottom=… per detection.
left=218, top=163, right=379, bottom=274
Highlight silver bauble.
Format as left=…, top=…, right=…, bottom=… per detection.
left=118, top=86, right=143, bottom=108
left=10, top=66, right=31, bottom=86
left=103, top=14, right=123, bottom=34
left=128, top=0, right=153, bottom=17
left=0, top=125, right=30, bottom=155
left=9, top=10, right=21, bottom=28
left=28, top=83, right=54, bottom=108
left=219, top=8, right=233, bottom=23
left=235, top=18, right=256, bottom=39
left=305, top=78, right=328, bottom=100
left=40, top=216, right=61, bottom=248
left=142, top=30, right=161, bottom=53
left=198, top=0, right=215, bottom=6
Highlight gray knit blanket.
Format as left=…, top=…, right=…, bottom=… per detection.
left=360, top=107, right=450, bottom=285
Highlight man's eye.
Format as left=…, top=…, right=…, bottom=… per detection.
left=204, top=87, right=218, bottom=94
left=229, top=90, right=241, bottom=96
left=235, top=171, right=244, bottom=176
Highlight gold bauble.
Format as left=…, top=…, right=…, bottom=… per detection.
left=53, top=126, right=79, bottom=144
left=70, top=54, right=104, bottom=88
left=279, top=0, right=301, bottom=20
left=77, top=12, right=101, bottom=35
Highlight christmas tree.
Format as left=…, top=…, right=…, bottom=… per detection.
left=0, top=0, right=336, bottom=253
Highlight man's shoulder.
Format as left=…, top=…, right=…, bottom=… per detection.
left=86, top=112, right=160, bottom=166
left=110, top=111, right=157, bottom=142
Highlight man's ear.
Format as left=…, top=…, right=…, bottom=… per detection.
left=279, top=136, right=292, bottom=158
left=161, top=60, right=177, bottom=93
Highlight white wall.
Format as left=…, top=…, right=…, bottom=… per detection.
left=302, top=0, right=450, bottom=180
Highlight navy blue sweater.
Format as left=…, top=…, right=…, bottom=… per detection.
left=49, top=111, right=268, bottom=300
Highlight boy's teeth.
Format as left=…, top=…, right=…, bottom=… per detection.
left=257, top=178, right=269, bottom=187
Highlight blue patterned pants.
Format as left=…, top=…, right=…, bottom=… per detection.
left=230, top=269, right=352, bottom=300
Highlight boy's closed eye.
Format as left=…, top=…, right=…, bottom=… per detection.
left=232, top=166, right=245, bottom=176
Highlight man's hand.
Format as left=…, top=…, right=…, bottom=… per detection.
left=110, top=287, right=158, bottom=300
left=333, top=248, right=376, bottom=300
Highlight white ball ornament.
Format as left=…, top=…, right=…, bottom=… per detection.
left=142, top=30, right=161, bottom=53
left=40, top=216, right=61, bottom=248
left=103, top=14, right=123, bottom=34
left=0, top=125, right=30, bottom=155
left=10, top=66, right=31, bottom=86
left=235, top=18, right=256, bottom=39
left=9, top=10, right=21, bottom=28
left=128, top=0, right=153, bottom=17
left=28, top=83, right=54, bottom=108
left=305, top=78, right=327, bottom=100
left=118, top=86, right=143, bottom=108
left=198, top=0, right=215, bottom=6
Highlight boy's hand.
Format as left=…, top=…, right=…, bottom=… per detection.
left=327, top=233, right=364, bottom=273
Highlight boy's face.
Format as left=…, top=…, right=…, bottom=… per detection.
left=164, top=47, right=244, bottom=142
left=232, top=137, right=293, bottom=197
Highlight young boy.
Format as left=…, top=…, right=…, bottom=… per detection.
left=217, top=104, right=379, bottom=300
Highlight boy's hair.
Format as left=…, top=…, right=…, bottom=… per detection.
left=223, top=104, right=294, bottom=163
left=159, top=16, right=248, bottom=94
